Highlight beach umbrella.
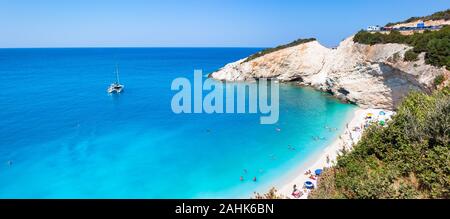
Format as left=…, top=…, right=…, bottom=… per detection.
left=304, top=181, right=314, bottom=189
left=315, top=169, right=323, bottom=176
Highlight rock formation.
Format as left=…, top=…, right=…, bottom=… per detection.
left=210, top=36, right=449, bottom=109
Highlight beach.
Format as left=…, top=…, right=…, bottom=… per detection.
left=278, top=108, right=394, bottom=199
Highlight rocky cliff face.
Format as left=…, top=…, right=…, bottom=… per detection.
left=210, top=37, right=449, bottom=109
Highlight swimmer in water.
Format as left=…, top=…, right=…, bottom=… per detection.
left=243, top=169, right=248, bottom=174
left=253, top=177, right=257, bottom=182
left=240, top=176, right=244, bottom=181
left=7, top=160, right=12, bottom=167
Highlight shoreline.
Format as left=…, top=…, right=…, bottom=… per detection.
left=277, top=108, right=394, bottom=199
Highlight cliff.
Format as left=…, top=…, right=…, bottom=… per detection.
left=210, top=37, right=449, bottom=110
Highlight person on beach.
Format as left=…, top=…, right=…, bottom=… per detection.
left=292, top=184, right=303, bottom=198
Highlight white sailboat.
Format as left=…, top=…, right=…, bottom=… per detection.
left=107, top=65, right=124, bottom=94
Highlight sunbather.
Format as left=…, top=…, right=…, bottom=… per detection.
left=292, top=189, right=303, bottom=198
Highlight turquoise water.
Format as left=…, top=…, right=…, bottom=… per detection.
left=0, top=48, right=356, bottom=198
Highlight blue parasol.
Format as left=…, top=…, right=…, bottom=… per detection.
left=304, top=181, right=314, bottom=189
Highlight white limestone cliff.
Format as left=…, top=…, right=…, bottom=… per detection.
left=210, top=36, right=449, bottom=109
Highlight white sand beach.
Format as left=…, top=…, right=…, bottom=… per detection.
left=278, top=108, right=395, bottom=199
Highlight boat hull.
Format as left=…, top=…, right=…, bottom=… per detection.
left=107, top=85, right=124, bottom=94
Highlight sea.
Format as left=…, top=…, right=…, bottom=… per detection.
left=0, top=48, right=356, bottom=198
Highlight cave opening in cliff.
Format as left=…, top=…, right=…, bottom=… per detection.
left=288, top=76, right=304, bottom=83
left=338, top=88, right=350, bottom=96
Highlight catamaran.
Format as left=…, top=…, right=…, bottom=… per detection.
left=107, top=66, right=124, bottom=94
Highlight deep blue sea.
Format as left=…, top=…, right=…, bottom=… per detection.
left=0, top=48, right=356, bottom=198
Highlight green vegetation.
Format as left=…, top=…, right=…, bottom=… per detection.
left=386, top=9, right=450, bottom=27
left=253, top=188, right=284, bottom=199
left=244, top=38, right=316, bottom=63
left=404, top=49, right=419, bottom=61
left=353, top=26, right=450, bottom=70
left=310, top=89, right=450, bottom=199
left=434, top=75, right=445, bottom=87
left=390, top=52, right=401, bottom=62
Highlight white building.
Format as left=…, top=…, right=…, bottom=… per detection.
left=367, top=25, right=381, bottom=31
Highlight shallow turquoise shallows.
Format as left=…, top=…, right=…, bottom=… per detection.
left=0, top=48, right=356, bottom=198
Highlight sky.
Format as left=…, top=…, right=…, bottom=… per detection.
left=0, top=0, right=448, bottom=48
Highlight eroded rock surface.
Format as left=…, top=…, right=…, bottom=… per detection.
left=210, top=37, right=448, bottom=109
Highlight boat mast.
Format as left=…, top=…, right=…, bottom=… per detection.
left=115, top=65, right=120, bottom=84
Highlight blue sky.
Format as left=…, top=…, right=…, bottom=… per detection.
left=0, top=0, right=448, bottom=48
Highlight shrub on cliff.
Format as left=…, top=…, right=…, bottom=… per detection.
left=425, top=38, right=450, bottom=68
left=354, top=26, right=450, bottom=70
left=404, top=49, right=419, bottom=61
left=244, top=38, right=316, bottom=62
left=353, top=31, right=385, bottom=45
left=310, top=90, right=450, bottom=199
left=434, top=75, right=445, bottom=88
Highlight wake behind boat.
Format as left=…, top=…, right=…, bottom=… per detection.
left=108, top=66, right=124, bottom=94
